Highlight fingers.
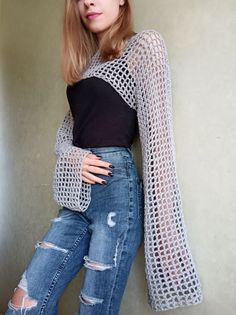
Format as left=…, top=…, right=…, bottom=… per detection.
left=82, top=175, right=96, bottom=184
left=83, top=155, right=113, bottom=175
left=82, top=170, right=110, bottom=184
left=86, top=165, right=112, bottom=175
left=82, top=153, right=114, bottom=185
left=85, top=154, right=113, bottom=169
left=87, top=153, right=101, bottom=159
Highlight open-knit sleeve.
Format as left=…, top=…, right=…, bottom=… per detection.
left=135, top=30, right=203, bottom=311
left=52, top=109, right=92, bottom=211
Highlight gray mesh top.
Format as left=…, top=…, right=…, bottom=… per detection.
left=52, top=29, right=203, bottom=312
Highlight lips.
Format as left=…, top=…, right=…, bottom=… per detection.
left=86, top=12, right=102, bottom=19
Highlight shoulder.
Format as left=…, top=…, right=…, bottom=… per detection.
left=135, top=29, right=164, bottom=40
left=125, top=29, right=168, bottom=80
left=133, top=29, right=166, bottom=47
left=128, top=29, right=168, bottom=62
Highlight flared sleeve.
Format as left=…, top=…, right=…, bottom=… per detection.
left=52, top=109, right=92, bottom=211
left=134, top=30, right=203, bottom=311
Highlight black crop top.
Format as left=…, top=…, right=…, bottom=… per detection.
left=66, top=76, right=138, bottom=149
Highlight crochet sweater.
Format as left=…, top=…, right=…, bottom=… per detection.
left=52, top=29, right=203, bottom=311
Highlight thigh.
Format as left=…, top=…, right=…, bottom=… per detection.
left=76, top=150, right=144, bottom=315
left=6, top=207, right=92, bottom=314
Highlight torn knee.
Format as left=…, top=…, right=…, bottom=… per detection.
left=35, top=240, right=68, bottom=253
left=83, top=255, right=113, bottom=271
left=8, top=271, right=38, bottom=311
left=9, top=287, right=38, bottom=311
left=79, top=290, right=103, bottom=306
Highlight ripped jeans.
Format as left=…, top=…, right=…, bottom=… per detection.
left=5, top=146, right=144, bottom=315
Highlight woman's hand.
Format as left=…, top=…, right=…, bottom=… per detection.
left=81, top=153, right=113, bottom=184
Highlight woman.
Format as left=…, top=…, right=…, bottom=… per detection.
left=5, top=0, right=203, bottom=314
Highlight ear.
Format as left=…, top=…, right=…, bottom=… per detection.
left=119, top=0, right=125, bottom=6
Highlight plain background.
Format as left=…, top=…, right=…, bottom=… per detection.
left=0, top=0, right=236, bottom=314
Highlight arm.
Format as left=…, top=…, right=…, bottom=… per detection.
left=135, top=30, right=203, bottom=310
left=52, top=109, right=92, bottom=211
left=54, top=108, right=75, bottom=157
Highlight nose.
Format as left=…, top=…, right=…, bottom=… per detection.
left=84, top=0, right=95, bottom=6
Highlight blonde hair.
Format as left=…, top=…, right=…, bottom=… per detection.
left=61, top=0, right=135, bottom=85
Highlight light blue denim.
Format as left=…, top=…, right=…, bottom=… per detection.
left=5, top=146, right=144, bottom=315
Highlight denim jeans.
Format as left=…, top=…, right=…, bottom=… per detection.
left=5, top=146, right=144, bottom=315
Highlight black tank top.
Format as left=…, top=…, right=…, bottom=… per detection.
left=66, top=76, right=138, bottom=149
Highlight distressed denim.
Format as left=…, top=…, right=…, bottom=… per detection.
left=5, top=146, right=144, bottom=315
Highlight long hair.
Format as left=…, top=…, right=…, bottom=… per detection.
left=61, top=0, right=135, bottom=85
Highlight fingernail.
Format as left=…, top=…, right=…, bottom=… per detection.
left=108, top=172, right=113, bottom=176
left=96, top=155, right=102, bottom=158
left=109, top=164, right=115, bottom=168
left=101, top=180, right=107, bottom=185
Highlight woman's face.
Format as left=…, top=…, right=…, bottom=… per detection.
left=77, top=0, right=125, bottom=41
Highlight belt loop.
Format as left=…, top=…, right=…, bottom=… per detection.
left=126, top=147, right=134, bottom=158
left=126, top=147, right=131, bottom=154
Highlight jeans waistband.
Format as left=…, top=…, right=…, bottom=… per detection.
left=84, top=146, right=133, bottom=157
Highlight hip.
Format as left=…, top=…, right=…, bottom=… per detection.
left=83, top=146, right=144, bottom=222
left=84, top=146, right=141, bottom=184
